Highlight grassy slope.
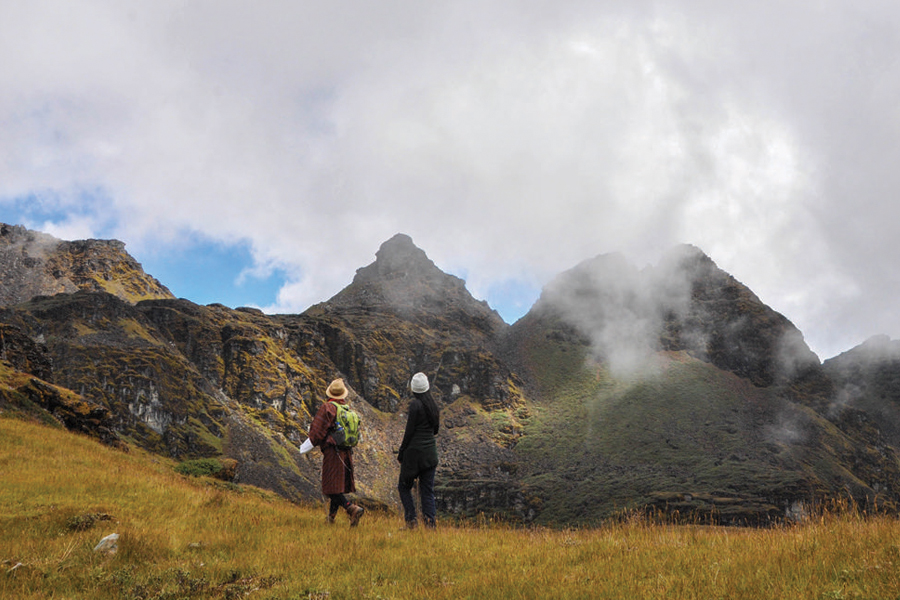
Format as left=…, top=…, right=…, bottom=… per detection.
left=512, top=327, right=867, bottom=525
left=3, top=417, right=900, bottom=599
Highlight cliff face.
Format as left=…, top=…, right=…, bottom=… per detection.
left=0, top=291, right=336, bottom=502
left=3, top=224, right=900, bottom=524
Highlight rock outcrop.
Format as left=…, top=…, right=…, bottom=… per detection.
left=0, top=223, right=174, bottom=305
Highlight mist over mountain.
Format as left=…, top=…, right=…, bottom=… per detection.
left=823, top=336, right=900, bottom=448
left=532, top=244, right=819, bottom=384
left=2, top=223, right=899, bottom=525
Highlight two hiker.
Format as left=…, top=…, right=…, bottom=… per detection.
left=306, top=373, right=441, bottom=528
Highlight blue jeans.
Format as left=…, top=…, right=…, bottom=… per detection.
left=398, top=466, right=436, bottom=527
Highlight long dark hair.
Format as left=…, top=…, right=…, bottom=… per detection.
left=414, top=389, right=440, bottom=431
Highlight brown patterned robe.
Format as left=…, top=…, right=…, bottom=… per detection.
left=308, top=399, right=356, bottom=495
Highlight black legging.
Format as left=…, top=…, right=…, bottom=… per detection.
left=328, top=493, right=351, bottom=515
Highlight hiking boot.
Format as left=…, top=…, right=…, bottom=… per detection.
left=347, top=504, right=365, bottom=527
left=326, top=512, right=337, bottom=525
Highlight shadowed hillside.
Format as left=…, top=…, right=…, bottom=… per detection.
left=506, top=246, right=900, bottom=523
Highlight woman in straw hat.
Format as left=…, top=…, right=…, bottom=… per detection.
left=397, top=372, right=440, bottom=528
left=308, top=378, right=365, bottom=526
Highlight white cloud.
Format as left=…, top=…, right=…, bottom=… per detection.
left=2, top=0, right=900, bottom=358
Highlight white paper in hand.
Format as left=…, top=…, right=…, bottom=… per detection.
left=299, top=438, right=314, bottom=454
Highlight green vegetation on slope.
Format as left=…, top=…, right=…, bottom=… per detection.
left=512, top=324, right=877, bottom=525
left=3, top=418, right=900, bottom=599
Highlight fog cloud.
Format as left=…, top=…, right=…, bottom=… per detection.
left=538, top=251, right=693, bottom=377
left=539, top=245, right=821, bottom=381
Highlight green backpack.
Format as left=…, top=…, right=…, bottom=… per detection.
left=329, top=400, right=361, bottom=449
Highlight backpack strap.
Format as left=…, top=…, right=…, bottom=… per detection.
left=326, top=399, right=341, bottom=422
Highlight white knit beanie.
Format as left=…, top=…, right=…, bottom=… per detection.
left=410, top=372, right=430, bottom=393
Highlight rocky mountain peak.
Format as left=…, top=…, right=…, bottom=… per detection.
left=522, top=243, right=818, bottom=385
left=307, top=233, right=510, bottom=413
left=352, top=233, right=443, bottom=285
left=0, top=223, right=174, bottom=306
left=326, top=234, right=504, bottom=331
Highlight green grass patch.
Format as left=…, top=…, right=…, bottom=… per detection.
left=3, top=416, right=900, bottom=599
left=174, top=457, right=232, bottom=479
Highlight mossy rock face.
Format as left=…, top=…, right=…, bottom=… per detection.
left=306, top=315, right=521, bottom=413
left=0, top=323, right=51, bottom=379
left=139, top=301, right=319, bottom=428
left=1, top=294, right=329, bottom=463
left=0, top=362, right=122, bottom=448
left=0, top=297, right=226, bottom=457
left=0, top=223, right=173, bottom=306
left=138, top=300, right=227, bottom=382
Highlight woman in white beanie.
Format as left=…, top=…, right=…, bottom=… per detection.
left=396, top=371, right=440, bottom=528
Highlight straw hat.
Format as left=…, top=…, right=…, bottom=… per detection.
left=326, top=378, right=349, bottom=400
left=410, top=372, right=430, bottom=393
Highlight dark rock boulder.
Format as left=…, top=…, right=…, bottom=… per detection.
left=0, top=323, right=52, bottom=380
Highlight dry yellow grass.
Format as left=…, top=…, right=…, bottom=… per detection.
left=2, top=416, right=899, bottom=599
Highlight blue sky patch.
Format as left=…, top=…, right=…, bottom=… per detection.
left=446, top=267, right=539, bottom=324
left=138, top=237, right=288, bottom=310
left=483, top=278, right=541, bottom=325
left=485, top=279, right=540, bottom=325
left=1, top=189, right=118, bottom=238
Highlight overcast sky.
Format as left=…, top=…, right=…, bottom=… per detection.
left=1, top=0, right=898, bottom=360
